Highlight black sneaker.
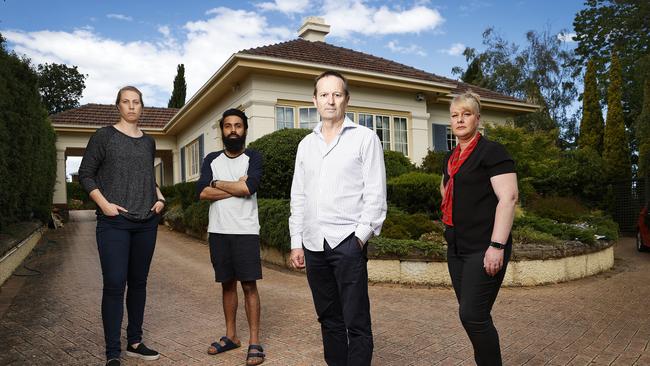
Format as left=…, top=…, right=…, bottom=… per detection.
left=105, top=359, right=120, bottom=366
left=126, top=343, right=160, bottom=361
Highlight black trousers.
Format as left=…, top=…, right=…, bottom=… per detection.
left=96, top=214, right=159, bottom=359
left=446, top=230, right=511, bottom=366
left=304, top=234, right=373, bottom=366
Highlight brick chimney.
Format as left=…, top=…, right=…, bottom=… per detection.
left=298, top=17, right=330, bottom=42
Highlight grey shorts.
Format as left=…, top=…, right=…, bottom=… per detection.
left=208, top=233, right=262, bottom=282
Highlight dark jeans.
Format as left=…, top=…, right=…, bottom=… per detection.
left=446, top=232, right=511, bottom=366
left=304, top=234, right=373, bottom=366
left=96, top=214, right=159, bottom=359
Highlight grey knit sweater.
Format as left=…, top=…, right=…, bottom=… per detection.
left=79, top=126, right=157, bottom=221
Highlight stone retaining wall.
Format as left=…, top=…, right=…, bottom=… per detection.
left=261, top=243, right=615, bottom=287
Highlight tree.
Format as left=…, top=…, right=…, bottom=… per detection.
left=603, top=52, right=631, bottom=182
left=168, top=64, right=186, bottom=108
left=452, top=28, right=578, bottom=140
left=36, top=62, right=86, bottom=114
left=573, top=0, right=650, bottom=152
left=637, top=77, right=650, bottom=177
left=578, top=60, right=605, bottom=154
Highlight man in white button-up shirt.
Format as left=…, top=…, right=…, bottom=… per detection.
left=289, top=70, right=387, bottom=366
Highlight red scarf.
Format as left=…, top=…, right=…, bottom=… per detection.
left=441, top=133, right=481, bottom=226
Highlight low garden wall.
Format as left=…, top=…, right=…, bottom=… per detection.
left=0, top=223, right=45, bottom=287
left=260, top=240, right=615, bottom=287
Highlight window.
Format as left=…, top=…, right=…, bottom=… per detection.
left=394, top=117, right=408, bottom=155
left=446, top=127, right=457, bottom=151
left=346, top=112, right=355, bottom=122
left=276, top=106, right=294, bottom=130
left=375, top=115, right=391, bottom=150
left=185, top=139, right=200, bottom=179
left=299, top=107, right=319, bottom=129
left=358, top=113, right=373, bottom=129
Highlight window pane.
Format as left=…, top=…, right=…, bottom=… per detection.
left=359, top=113, right=373, bottom=129
left=376, top=115, right=390, bottom=150
left=446, top=127, right=457, bottom=150
left=276, top=106, right=295, bottom=130
left=394, top=117, right=408, bottom=155
left=346, top=112, right=355, bottom=122
left=300, top=107, right=319, bottom=129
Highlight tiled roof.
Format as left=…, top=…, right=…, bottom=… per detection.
left=240, top=39, right=457, bottom=85
left=240, top=39, right=526, bottom=104
left=50, top=104, right=178, bottom=129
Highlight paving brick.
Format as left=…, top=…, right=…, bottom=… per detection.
left=1, top=211, right=650, bottom=365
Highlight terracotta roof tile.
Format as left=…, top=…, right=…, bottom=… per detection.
left=50, top=104, right=178, bottom=129
left=240, top=39, right=457, bottom=85
left=240, top=39, right=526, bottom=104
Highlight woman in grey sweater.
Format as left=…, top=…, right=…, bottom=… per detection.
left=79, top=86, right=165, bottom=366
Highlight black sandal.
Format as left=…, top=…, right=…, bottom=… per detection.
left=246, top=344, right=265, bottom=365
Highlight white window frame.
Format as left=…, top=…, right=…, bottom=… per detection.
left=393, top=116, right=408, bottom=156
left=185, top=139, right=200, bottom=180
left=299, top=107, right=320, bottom=129
left=275, top=106, right=294, bottom=130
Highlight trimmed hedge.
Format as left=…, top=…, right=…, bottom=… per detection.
left=419, top=149, right=447, bottom=174
left=387, top=172, right=441, bottom=217
left=381, top=207, right=436, bottom=240
left=247, top=128, right=311, bottom=199
left=0, top=35, right=56, bottom=231
left=369, top=236, right=445, bottom=258
left=258, top=198, right=291, bottom=252
left=384, top=150, right=415, bottom=179
left=182, top=200, right=210, bottom=234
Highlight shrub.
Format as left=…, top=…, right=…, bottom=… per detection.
left=182, top=200, right=209, bottom=234
left=66, top=182, right=89, bottom=202
left=247, top=128, right=311, bottom=199
left=163, top=204, right=185, bottom=232
left=514, top=215, right=596, bottom=244
left=369, top=236, right=445, bottom=258
left=159, top=185, right=176, bottom=204
left=381, top=207, right=436, bottom=240
left=384, top=150, right=415, bottom=179
left=526, top=196, right=590, bottom=223
left=258, top=198, right=291, bottom=252
left=419, top=149, right=447, bottom=174
left=174, top=182, right=197, bottom=209
left=512, top=226, right=560, bottom=245
left=387, top=172, right=441, bottom=217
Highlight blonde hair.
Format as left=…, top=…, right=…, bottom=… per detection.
left=450, top=91, right=481, bottom=115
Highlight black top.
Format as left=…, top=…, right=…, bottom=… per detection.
left=443, top=137, right=515, bottom=253
left=79, top=126, right=157, bottom=221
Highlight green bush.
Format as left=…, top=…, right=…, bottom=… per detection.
left=67, top=182, right=89, bottom=202
left=526, top=195, right=590, bottom=223
left=514, top=215, right=596, bottom=244
left=546, top=148, right=608, bottom=208
left=174, top=182, right=197, bottom=209
left=159, top=185, right=176, bottom=204
left=387, top=172, right=441, bottom=217
left=512, top=226, right=560, bottom=245
left=258, top=198, right=291, bottom=252
left=369, top=236, right=445, bottom=258
left=163, top=204, right=185, bottom=231
left=419, top=149, right=447, bottom=174
left=182, top=200, right=209, bottom=234
left=384, top=150, right=415, bottom=179
left=247, top=128, right=311, bottom=199
left=0, top=35, right=56, bottom=230
left=381, top=207, right=436, bottom=240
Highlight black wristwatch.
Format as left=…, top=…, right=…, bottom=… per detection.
left=489, top=241, right=507, bottom=249
left=210, top=179, right=218, bottom=188
left=157, top=198, right=166, bottom=204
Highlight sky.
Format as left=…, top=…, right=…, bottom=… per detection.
left=0, top=0, right=586, bottom=177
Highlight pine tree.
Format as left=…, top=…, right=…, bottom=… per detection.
left=168, top=64, right=186, bottom=108
left=578, top=59, right=604, bottom=154
left=603, top=51, right=631, bottom=182
left=637, top=78, right=650, bottom=178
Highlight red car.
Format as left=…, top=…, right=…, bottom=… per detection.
left=638, top=203, right=650, bottom=252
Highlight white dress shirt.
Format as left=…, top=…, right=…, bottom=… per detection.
left=289, top=117, right=387, bottom=251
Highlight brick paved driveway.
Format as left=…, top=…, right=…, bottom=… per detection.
left=1, top=210, right=649, bottom=365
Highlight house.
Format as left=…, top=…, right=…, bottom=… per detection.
left=51, top=17, right=537, bottom=210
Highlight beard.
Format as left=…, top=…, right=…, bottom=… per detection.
left=222, top=132, right=247, bottom=152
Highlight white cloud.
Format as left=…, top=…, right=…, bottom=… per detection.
left=386, top=40, right=426, bottom=56
left=107, top=14, right=133, bottom=22
left=439, top=42, right=465, bottom=56
left=256, top=0, right=310, bottom=14
left=557, top=32, right=576, bottom=43
left=320, top=1, right=445, bottom=38
left=3, top=8, right=291, bottom=107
